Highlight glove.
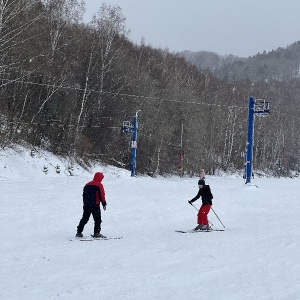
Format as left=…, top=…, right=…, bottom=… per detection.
left=102, top=201, right=107, bottom=210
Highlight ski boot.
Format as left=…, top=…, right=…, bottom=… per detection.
left=194, top=224, right=204, bottom=231
left=194, top=224, right=209, bottom=231
left=92, top=233, right=107, bottom=238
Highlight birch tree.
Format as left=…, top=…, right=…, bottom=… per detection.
left=41, top=0, right=84, bottom=60
left=29, top=0, right=85, bottom=125
left=71, top=4, right=129, bottom=158
left=0, top=0, right=45, bottom=147
left=90, top=4, right=128, bottom=103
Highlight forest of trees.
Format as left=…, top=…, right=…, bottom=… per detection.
left=180, top=42, right=300, bottom=82
left=1, top=0, right=300, bottom=177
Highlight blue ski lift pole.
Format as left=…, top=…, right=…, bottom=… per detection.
left=246, top=96, right=255, bottom=184
left=131, top=111, right=140, bottom=177
left=122, top=111, right=140, bottom=177
left=245, top=97, right=270, bottom=184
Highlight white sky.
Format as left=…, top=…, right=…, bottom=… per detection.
left=83, top=0, right=300, bottom=57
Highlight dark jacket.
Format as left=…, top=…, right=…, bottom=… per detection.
left=83, top=172, right=106, bottom=208
left=190, top=185, right=213, bottom=205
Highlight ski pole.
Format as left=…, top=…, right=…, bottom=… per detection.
left=189, top=203, right=214, bottom=227
left=211, top=207, right=225, bottom=228
left=190, top=203, right=198, bottom=211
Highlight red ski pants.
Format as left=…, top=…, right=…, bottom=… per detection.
left=197, top=204, right=211, bottom=225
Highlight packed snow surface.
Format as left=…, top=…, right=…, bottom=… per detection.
left=1, top=148, right=300, bottom=299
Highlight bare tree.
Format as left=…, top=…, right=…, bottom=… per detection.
left=90, top=4, right=128, bottom=102
left=41, top=0, right=85, bottom=60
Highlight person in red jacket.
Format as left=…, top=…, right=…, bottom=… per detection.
left=76, top=172, right=107, bottom=238
left=188, top=179, right=213, bottom=231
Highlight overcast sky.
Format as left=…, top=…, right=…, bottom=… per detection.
left=83, top=0, right=300, bottom=57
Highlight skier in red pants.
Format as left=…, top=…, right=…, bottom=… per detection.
left=188, top=179, right=213, bottom=230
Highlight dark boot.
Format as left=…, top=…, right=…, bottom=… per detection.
left=76, top=232, right=83, bottom=237
left=202, top=224, right=210, bottom=230
left=194, top=224, right=204, bottom=231
left=93, top=233, right=106, bottom=238
left=194, top=224, right=209, bottom=231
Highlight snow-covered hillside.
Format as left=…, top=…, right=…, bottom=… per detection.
left=1, top=147, right=300, bottom=299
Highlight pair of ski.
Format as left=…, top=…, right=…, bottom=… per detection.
left=176, top=229, right=224, bottom=233
left=71, top=235, right=123, bottom=241
left=70, top=229, right=225, bottom=241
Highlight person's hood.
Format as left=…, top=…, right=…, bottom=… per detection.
left=93, top=172, right=104, bottom=182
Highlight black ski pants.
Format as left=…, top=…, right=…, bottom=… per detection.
left=77, top=205, right=102, bottom=234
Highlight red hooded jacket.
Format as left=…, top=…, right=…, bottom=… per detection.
left=83, top=172, right=106, bottom=207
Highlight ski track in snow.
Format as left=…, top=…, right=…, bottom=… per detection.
left=1, top=152, right=300, bottom=299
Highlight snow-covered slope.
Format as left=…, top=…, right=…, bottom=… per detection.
left=1, top=147, right=300, bottom=299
